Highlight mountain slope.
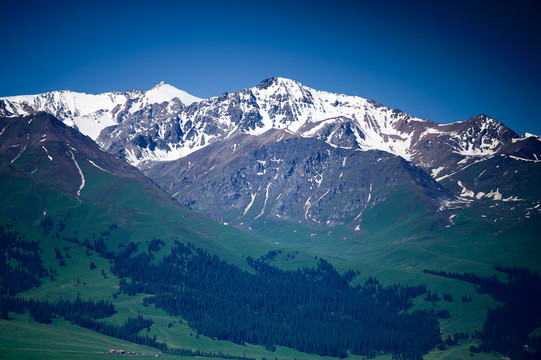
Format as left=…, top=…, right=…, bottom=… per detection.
left=0, top=112, right=273, bottom=265
left=0, top=111, right=152, bottom=196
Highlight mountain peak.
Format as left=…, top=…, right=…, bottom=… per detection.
left=472, top=114, right=494, bottom=121
left=145, top=82, right=202, bottom=106
left=150, top=81, right=171, bottom=89
left=256, top=77, right=301, bottom=90
left=466, top=114, right=512, bottom=132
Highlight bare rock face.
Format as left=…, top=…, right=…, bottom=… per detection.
left=143, top=130, right=455, bottom=231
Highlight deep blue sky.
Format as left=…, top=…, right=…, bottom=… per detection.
left=2, top=0, right=540, bottom=135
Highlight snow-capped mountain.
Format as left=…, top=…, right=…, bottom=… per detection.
left=95, top=77, right=539, bottom=174
left=2, top=77, right=540, bottom=233
left=0, top=81, right=201, bottom=140
left=3, top=77, right=537, bottom=172
left=98, top=77, right=433, bottom=166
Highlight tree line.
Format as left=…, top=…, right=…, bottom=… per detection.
left=424, top=266, right=541, bottom=359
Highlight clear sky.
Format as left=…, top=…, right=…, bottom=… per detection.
left=1, top=0, right=540, bottom=135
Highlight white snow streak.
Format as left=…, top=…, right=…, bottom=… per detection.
left=42, top=146, right=53, bottom=161
left=509, top=155, right=541, bottom=163
left=475, top=169, right=487, bottom=180
left=254, top=182, right=273, bottom=220
left=304, top=189, right=330, bottom=221
left=69, top=151, right=85, bottom=196
left=355, top=183, right=372, bottom=220
left=11, top=144, right=26, bottom=163
left=436, top=158, right=488, bottom=182
left=502, top=196, right=524, bottom=202
left=88, top=160, right=112, bottom=173
left=243, top=193, right=257, bottom=216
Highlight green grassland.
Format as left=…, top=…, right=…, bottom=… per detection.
left=0, top=313, right=161, bottom=360
left=1, top=149, right=540, bottom=360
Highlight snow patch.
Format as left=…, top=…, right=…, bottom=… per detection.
left=512, top=133, right=540, bottom=143
left=431, top=167, right=445, bottom=178
left=476, top=192, right=486, bottom=199
left=314, top=173, right=323, bottom=187
left=457, top=181, right=475, bottom=198
left=1, top=83, right=201, bottom=142
left=485, top=188, right=502, bottom=201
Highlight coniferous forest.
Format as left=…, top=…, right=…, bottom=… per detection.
left=3, top=220, right=541, bottom=360
left=424, top=267, right=541, bottom=359
left=112, top=241, right=441, bottom=359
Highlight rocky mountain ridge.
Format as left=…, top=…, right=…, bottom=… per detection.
left=0, top=81, right=201, bottom=141
left=2, top=78, right=540, bottom=234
